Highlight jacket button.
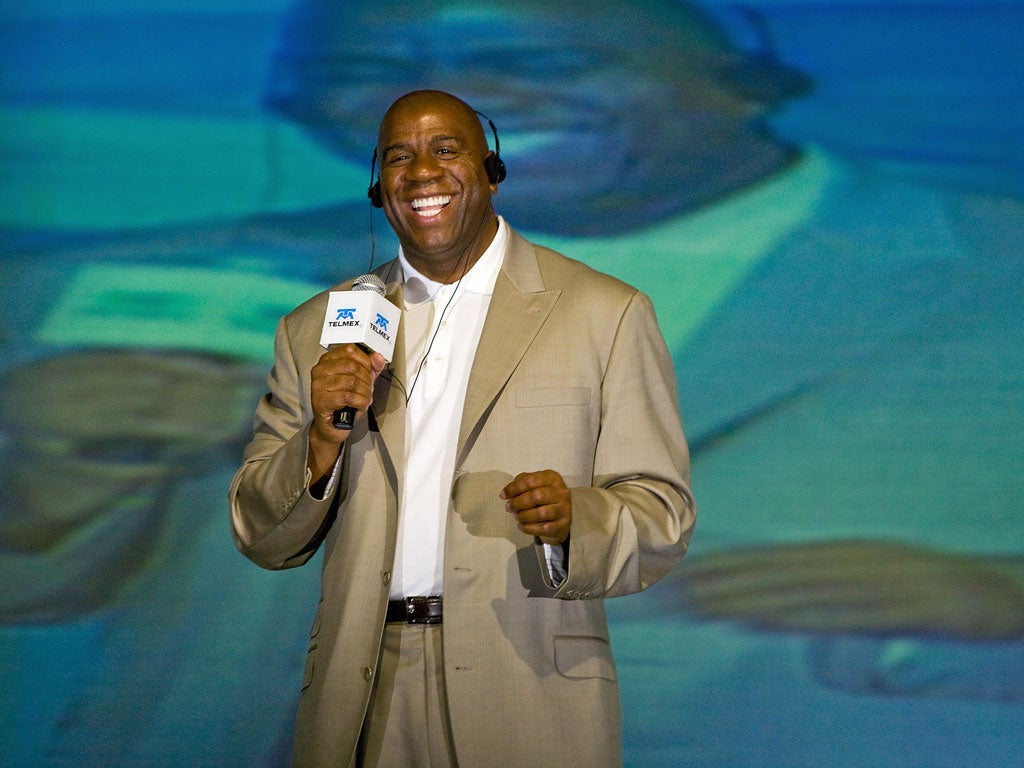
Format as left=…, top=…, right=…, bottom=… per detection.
left=362, top=666, right=374, bottom=682
left=381, top=571, right=391, bottom=586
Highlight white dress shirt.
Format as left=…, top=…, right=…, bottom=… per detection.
left=389, top=217, right=567, bottom=598
left=390, top=218, right=508, bottom=598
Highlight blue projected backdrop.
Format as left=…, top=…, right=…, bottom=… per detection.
left=1, top=2, right=1022, bottom=767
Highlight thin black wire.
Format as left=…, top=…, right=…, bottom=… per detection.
left=404, top=262, right=468, bottom=404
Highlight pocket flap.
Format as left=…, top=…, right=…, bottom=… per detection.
left=553, top=635, right=616, bottom=681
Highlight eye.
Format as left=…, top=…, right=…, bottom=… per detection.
left=383, top=152, right=410, bottom=167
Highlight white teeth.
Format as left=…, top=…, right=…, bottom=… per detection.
left=410, top=195, right=452, bottom=211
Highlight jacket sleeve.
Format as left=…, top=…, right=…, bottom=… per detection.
left=553, top=289, right=696, bottom=599
left=228, top=312, right=339, bottom=570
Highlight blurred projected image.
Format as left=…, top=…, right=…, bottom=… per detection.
left=2, top=1, right=1022, bottom=767
left=265, top=0, right=807, bottom=236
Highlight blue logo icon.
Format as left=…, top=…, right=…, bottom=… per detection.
left=375, top=313, right=389, bottom=330
left=336, top=308, right=356, bottom=320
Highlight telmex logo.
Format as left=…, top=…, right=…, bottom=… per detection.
left=374, top=313, right=390, bottom=331
left=336, top=308, right=356, bottom=320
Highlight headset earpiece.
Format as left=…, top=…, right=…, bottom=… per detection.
left=368, top=181, right=382, bottom=208
left=484, top=152, right=506, bottom=185
left=367, top=149, right=383, bottom=208
left=479, top=113, right=506, bottom=184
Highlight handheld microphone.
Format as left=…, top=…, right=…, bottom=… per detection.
left=319, top=274, right=401, bottom=430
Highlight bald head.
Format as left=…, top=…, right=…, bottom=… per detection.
left=378, top=90, right=488, bottom=155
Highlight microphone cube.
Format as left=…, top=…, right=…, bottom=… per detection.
left=320, top=290, right=401, bottom=361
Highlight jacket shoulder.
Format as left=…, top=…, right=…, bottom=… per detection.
left=507, top=228, right=640, bottom=303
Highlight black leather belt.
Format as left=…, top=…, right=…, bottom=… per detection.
left=386, top=595, right=443, bottom=624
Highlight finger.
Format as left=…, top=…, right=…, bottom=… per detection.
left=503, top=485, right=548, bottom=513
left=516, top=512, right=570, bottom=545
left=313, top=351, right=374, bottom=401
left=369, top=351, right=388, bottom=378
left=317, top=345, right=374, bottom=376
left=511, top=499, right=565, bottom=524
left=322, top=384, right=373, bottom=416
left=500, top=469, right=563, bottom=500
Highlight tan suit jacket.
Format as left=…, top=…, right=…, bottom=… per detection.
left=230, top=227, right=694, bottom=767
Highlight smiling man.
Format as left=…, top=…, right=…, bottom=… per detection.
left=370, top=93, right=499, bottom=282
left=229, top=90, right=695, bottom=768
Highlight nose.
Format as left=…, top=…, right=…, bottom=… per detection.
left=408, top=152, right=443, bottom=182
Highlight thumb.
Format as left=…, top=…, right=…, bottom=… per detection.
left=370, top=352, right=387, bottom=379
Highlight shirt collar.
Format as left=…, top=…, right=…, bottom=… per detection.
left=398, top=216, right=508, bottom=307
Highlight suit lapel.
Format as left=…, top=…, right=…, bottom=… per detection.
left=372, top=276, right=406, bottom=488
left=457, top=231, right=559, bottom=465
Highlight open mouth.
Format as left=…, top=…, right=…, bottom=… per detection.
left=410, top=195, right=452, bottom=218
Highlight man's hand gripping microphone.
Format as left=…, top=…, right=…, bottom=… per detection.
left=318, top=273, right=400, bottom=430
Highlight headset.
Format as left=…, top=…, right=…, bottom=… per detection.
left=367, top=111, right=506, bottom=208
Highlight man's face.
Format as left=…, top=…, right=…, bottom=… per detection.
left=376, top=93, right=497, bottom=280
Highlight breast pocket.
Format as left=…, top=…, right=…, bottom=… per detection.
left=508, top=387, right=596, bottom=481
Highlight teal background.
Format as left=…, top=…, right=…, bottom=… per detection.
left=2, top=2, right=1022, bottom=766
